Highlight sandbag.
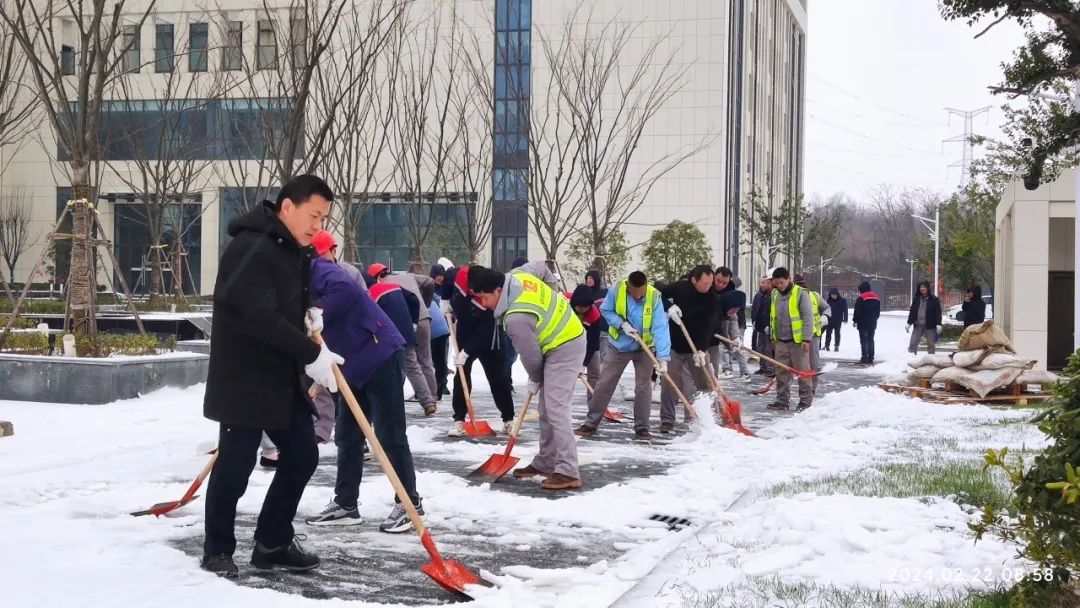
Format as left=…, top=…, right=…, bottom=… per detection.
left=950, top=349, right=986, bottom=368
left=971, top=353, right=1037, bottom=371
left=931, top=366, right=1022, bottom=398
left=908, top=353, right=954, bottom=369
left=910, top=365, right=940, bottom=379
left=1017, top=369, right=1062, bottom=387
left=958, top=320, right=1014, bottom=353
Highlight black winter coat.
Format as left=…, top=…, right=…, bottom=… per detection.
left=826, top=293, right=848, bottom=327
left=661, top=280, right=719, bottom=354
left=907, top=294, right=943, bottom=328
left=204, top=202, right=321, bottom=431
left=962, top=298, right=987, bottom=327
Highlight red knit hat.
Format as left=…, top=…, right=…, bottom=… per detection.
left=311, top=230, right=336, bottom=256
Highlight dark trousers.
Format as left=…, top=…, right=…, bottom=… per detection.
left=859, top=326, right=876, bottom=362
left=431, top=335, right=450, bottom=398
left=204, top=397, right=319, bottom=557
left=452, top=349, right=515, bottom=422
left=824, top=325, right=841, bottom=350
left=334, top=351, right=419, bottom=508
left=753, top=328, right=774, bottom=372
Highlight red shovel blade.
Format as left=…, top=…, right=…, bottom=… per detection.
left=603, top=407, right=625, bottom=422
left=754, top=379, right=776, bottom=395
left=462, top=420, right=495, bottom=437
left=722, top=401, right=756, bottom=437
left=418, top=530, right=482, bottom=597
left=467, top=453, right=520, bottom=482
left=131, top=499, right=184, bottom=517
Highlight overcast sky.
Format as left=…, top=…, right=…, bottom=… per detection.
left=803, top=1, right=1026, bottom=202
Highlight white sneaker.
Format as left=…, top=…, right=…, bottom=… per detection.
left=719, top=371, right=735, bottom=380
left=447, top=421, right=466, bottom=437
left=503, top=420, right=515, bottom=435
left=379, top=501, right=424, bottom=534
left=737, top=373, right=753, bottom=383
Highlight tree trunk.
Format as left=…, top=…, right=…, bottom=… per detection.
left=1, top=264, right=13, bottom=304
left=68, top=168, right=96, bottom=339
left=149, top=253, right=162, bottom=305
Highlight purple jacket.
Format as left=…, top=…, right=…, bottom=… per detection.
left=310, top=258, right=405, bottom=389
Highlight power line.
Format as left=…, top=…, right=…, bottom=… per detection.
left=809, top=74, right=942, bottom=125
left=808, top=97, right=946, bottom=129
left=808, top=113, right=943, bottom=155
left=812, top=140, right=946, bottom=159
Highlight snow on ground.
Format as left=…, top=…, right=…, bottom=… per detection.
left=0, top=310, right=1049, bottom=607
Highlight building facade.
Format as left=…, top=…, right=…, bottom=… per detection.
left=4, top=0, right=805, bottom=295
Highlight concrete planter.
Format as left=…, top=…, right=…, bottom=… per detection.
left=0, top=353, right=208, bottom=404
left=176, top=340, right=210, bottom=355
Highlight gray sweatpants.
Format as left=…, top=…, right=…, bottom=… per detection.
left=531, top=336, right=586, bottom=479
left=584, top=349, right=654, bottom=432
left=414, top=319, right=438, bottom=397
left=908, top=325, right=937, bottom=354
left=809, top=335, right=821, bottom=395
left=659, top=352, right=708, bottom=426
left=707, top=344, right=722, bottom=377
left=584, top=353, right=601, bottom=410
left=311, top=385, right=336, bottom=442
left=404, top=345, right=436, bottom=408
left=774, top=341, right=813, bottom=408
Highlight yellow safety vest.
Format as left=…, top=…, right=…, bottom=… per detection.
left=607, top=280, right=657, bottom=347
left=809, top=291, right=823, bottom=337
left=505, top=271, right=584, bottom=354
left=770, top=284, right=805, bottom=344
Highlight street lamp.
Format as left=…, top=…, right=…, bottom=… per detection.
left=819, top=255, right=835, bottom=293
left=905, top=258, right=917, bottom=298
left=911, top=205, right=940, bottom=297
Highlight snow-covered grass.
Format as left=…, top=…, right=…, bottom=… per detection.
left=0, top=311, right=1054, bottom=607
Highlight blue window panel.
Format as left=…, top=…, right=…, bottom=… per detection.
left=495, top=68, right=506, bottom=98
left=507, top=31, right=520, bottom=64
left=497, top=32, right=508, bottom=64
left=520, top=31, right=531, bottom=63
left=517, top=134, right=529, bottom=153
left=508, top=0, right=520, bottom=30
left=521, top=0, right=531, bottom=28
left=497, top=0, right=508, bottom=29
left=495, top=99, right=507, bottom=131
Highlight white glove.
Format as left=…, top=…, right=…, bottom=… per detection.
left=553, top=273, right=562, bottom=282
left=440, top=300, right=451, bottom=315
left=526, top=379, right=541, bottom=395
left=667, top=304, right=682, bottom=321
left=692, top=351, right=707, bottom=368
left=656, top=360, right=668, bottom=374
left=412, top=324, right=418, bottom=332
left=620, top=322, right=639, bottom=337
left=304, top=307, right=323, bottom=336
left=454, top=350, right=469, bottom=367
left=305, top=343, right=344, bottom=393
left=936, top=326, right=942, bottom=334
left=734, top=337, right=743, bottom=347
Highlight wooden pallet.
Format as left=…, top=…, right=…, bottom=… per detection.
left=878, top=383, right=1053, bottom=406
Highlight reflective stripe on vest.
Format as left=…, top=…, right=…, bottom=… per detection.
left=505, top=271, right=584, bottom=354
left=607, top=280, right=657, bottom=347
left=770, top=284, right=805, bottom=344
left=809, top=291, right=823, bottom=337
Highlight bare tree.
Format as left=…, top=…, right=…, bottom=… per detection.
left=315, top=0, right=407, bottom=264
left=389, top=4, right=465, bottom=270
left=539, top=6, right=712, bottom=276
left=105, top=27, right=230, bottom=303
left=0, top=187, right=33, bottom=289
left=0, top=16, right=41, bottom=175
left=0, top=0, right=155, bottom=336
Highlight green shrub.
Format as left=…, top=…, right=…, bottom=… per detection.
left=973, top=349, right=1080, bottom=605
left=3, top=331, right=48, bottom=355
left=75, top=332, right=174, bottom=357
left=939, top=324, right=964, bottom=342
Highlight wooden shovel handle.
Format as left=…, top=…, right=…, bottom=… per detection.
left=715, top=333, right=811, bottom=376
left=673, top=317, right=728, bottom=398
left=509, top=391, right=534, bottom=438
left=629, top=332, right=697, bottom=420
left=313, top=332, right=427, bottom=538
left=444, top=313, right=477, bottom=414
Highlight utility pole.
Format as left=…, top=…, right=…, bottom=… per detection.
left=905, top=258, right=917, bottom=298
left=819, top=255, right=835, bottom=293
left=943, top=106, right=991, bottom=185
left=911, top=208, right=940, bottom=297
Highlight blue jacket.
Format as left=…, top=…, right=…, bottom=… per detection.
left=310, top=258, right=405, bottom=389
left=429, top=301, right=450, bottom=339
left=369, top=282, right=418, bottom=346
left=826, top=288, right=848, bottom=327
left=600, top=284, right=671, bottom=360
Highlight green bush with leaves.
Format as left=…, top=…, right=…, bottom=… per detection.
left=643, top=220, right=713, bottom=284
left=973, top=350, right=1080, bottom=605
left=75, top=333, right=175, bottom=357
left=3, top=331, right=48, bottom=354
left=938, top=324, right=964, bottom=342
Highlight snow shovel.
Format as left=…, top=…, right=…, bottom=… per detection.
left=673, top=319, right=754, bottom=437
left=627, top=332, right=698, bottom=423
left=445, top=313, right=494, bottom=437
left=314, top=332, right=480, bottom=598
left=753, top=378, right=776, bottom=395
left=715, top=335, right=817, bottom=380
left=132, top=449, right=218, bottom=517
left=468, top=391, right=535, bottom=483
left=579, top=375, right=625, bottom=422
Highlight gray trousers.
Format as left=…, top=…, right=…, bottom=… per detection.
left=707, top=344, right=722, bottom=377
left=311, top=385, right=336, bottom=442
left=908, top=325, right=937, bottom=354
left=584, top=349, right=654, bottom=432
left=774, top=341, right=813, bottom=408
left=809, top=335, right=821, bottom=394
left=404, top=345, right=436, bottom=407
left=531, top=336, right=586, bottom=478
left=584, top=354, right=602, bottom=410
left=414, top=319, right=438, bottom=397
left=659, top=352, right=709, bottom=426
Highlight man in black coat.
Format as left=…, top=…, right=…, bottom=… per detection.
left=852, top=281, right=881, bottom=365
left=823, top=288, right=848, bottom=351
left=660, top=265, right=718, bottom=432
left=201, top=175, right=340, bottom=578
left=962, top=284, right=987, bottom=327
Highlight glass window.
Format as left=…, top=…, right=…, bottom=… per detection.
left=155, top=23, right=174, bottom=73
left=256, top=20, right=277, bottom=70
left=61, top=45, right=75, bottom=75
left=189, top=23, right=208, bottom=72
left=496, top=0, right=508, bottom=29
left=222, top=21, right=243, bottom=71
left=122, top=25, right=140, bottom=73
left=115, top=201, right=202, bottom=295
left=495, top=68, right=506, bottom=98
left=508, top=0, right=519, bottom=30
left=520, top=0, right=532, bottom=29
left=519, top=31, right=530, bottom=63
left=290, top=17, right=307, bottom=68
left=496, top=32, right=508, bottom=64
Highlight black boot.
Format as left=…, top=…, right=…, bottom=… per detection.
left=201, top=553, right=239, bottom=578
left=251, top=536, right=320, bottom=572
